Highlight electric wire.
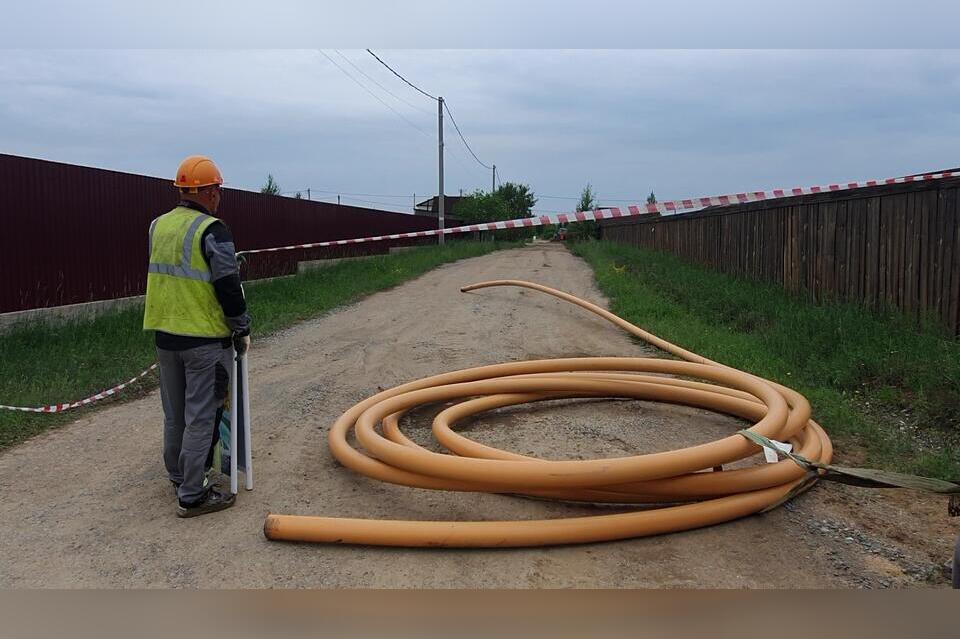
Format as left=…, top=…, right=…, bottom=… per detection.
left=445, top=141, right=490, bottom=178
left=317, top=50, right=432, bottom=139
left=335, top=50, right=435, bottom=116
left=282, top=188, right=418, bottom=199
left=322, top=49, right=500, bottom=198
left=361, top=50, right=491, bottom=179
left=320, top=49, right=489, bottom=192
left=539, top=194, right=658, bottom=202
left=335, top=195, right=415, bottom=210
left=366, top=49, right=438, bottom=101
left=443, top=100, right=493, bottom=170
left=308, top=194, right=415, bottom=212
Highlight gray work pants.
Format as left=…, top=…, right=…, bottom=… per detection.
left=158, top=343, right=231, bottom=505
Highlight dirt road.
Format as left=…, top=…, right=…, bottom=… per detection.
left=0, top=243, right=953, bottom=587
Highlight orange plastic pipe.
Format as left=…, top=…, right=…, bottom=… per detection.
left=264, top=280, right=832, bottom=547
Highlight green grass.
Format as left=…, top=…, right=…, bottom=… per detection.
left=0, top=241, right=514, bottom=450
left=570, top=240, right=960, bottom=480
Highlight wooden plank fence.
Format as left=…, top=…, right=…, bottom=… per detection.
left=599, top=177, right=960, bottom=335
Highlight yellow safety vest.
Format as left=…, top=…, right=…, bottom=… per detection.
left=143, top=206, right=231, bottom=338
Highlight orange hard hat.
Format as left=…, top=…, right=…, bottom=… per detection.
left=174, top=155, right=223, bottom=189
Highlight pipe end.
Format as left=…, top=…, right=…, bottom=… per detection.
left=263, top=514, right=279, bottom=540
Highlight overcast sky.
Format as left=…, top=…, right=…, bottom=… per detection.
left=2, top=49, right=959, bottom=214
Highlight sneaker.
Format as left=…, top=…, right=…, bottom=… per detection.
left=176, top=488, right=236, bottom=518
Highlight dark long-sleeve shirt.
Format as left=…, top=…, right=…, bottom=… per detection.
left=154, top=200, right=251, bottom=351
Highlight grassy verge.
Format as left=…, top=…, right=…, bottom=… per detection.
left=0, top=241, right=514, bottom=450
left=571, top=240, right=960, bottom=480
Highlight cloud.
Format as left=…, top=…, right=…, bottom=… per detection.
left=5, top=1, right=960, bottom=48
left=2, top=49, right=959, bottom=212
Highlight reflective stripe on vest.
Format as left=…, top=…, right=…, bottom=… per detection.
left=143, top=206, right=230, bottom=338
left=147, top=262, right=211, bottom=282
left=147, top=212, right=212, bottom=281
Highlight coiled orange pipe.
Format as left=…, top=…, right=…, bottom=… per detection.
left=264, top=280, right=832, bottom=547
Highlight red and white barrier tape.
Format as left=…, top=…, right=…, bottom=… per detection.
left=237, top=170, right=959, bottom=256
left=6, top=167, right=958, bottom=414
left=0, top=363, right=159, bottom=413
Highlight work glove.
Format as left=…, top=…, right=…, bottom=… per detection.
left=233, top=332, right=251, bottom=355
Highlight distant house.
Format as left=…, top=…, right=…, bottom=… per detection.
left=414, top=195, right=466, bottom=218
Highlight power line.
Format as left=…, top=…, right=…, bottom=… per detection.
left=339, top=196, right=408, bottom=207
left=310, top=194, right=414, bottom=212
left=443, top=100, right=492, bottom=170
left=280, top=183, right=475, bottom=202
left=365, top=49, right=437, bottom=101
left=317, top=50, right=432, bottom=139
left=333, top=196, right=414, bottom=210
left=325, top=49, right=499, bottom=196
left=276, top=189, right=415, bottom=211
left=324, top=193, right=411, bottom=207
left=282, top=187, right=415, bottom=198
left=362, top=50, right=498, bottom=190
left=445, top=139, right=490, bottom=177
left=334, top=50, right=434, bottom=116
left=538, top=194, right=657, bottom=202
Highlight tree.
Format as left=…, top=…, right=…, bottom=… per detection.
left=577, top=183, right=596, bottom=213
left=455, top=189, right=510, bottom=225
left=261, top=174, right=281, bottom=195
left=455, top=182, right=538, bottom=241
left=567, top=183, right=598, bottom=240
left=496, top=182, right=537, bottom=217
left=647, top=191, right=657, bottom=204
left=456, top=183, right=538, bottom=225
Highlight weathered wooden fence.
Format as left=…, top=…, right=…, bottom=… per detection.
left=599, top=177, right=960, bottom=335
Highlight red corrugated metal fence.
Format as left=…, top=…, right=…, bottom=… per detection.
left=0, top=154, right=455, bottom=313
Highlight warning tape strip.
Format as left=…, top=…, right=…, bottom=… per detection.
left=0, top=363, right=159, bottom=413
left=237, top=169, right=960, bottom=256
left=6, top=168, right=959, bottom=413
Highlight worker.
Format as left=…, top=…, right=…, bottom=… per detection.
left=143, top=155, right=251, bottom=517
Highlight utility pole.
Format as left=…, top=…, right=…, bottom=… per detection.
left=492, top=164, right=496, bottom=193
left=438, top=95, right=445, bottom=245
